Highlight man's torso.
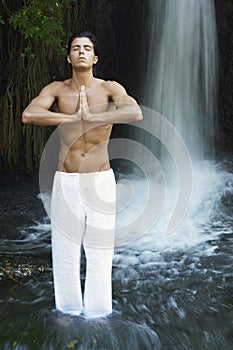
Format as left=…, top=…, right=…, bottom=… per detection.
left=54, top=78, right=114, bottom=173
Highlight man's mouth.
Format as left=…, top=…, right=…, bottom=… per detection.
left=78, top=57, right=86, bottom=61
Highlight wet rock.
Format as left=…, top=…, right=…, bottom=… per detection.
left=215, top=0, right=233, bottom=155
left=0, top=171, right=46, bottom=239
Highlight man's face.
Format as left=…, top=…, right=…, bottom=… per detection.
left=67, top=37, right=98, bottom=69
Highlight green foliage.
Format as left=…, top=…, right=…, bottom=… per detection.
left=8, top=0, right=70, bottom=49
left=0, top=15, right=5, bottom=25
left=20, top=46, right=35, bottom=59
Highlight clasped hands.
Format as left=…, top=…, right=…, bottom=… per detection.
left=71, top=85, right=92, bottom=122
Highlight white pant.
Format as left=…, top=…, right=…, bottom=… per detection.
left=51, top=169, right=116, bottom=318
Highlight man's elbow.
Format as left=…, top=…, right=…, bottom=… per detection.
left=22, top=110, right=31, bottom=124
left=136, top=110, right=143, bottom=121
left=133, top=107, right=143, bottom=121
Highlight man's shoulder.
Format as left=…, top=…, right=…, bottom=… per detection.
left=41, top=80, right=70, bottom=96
left=50, top=80, right=70, bottom=89
left=101, top=80, right=127, bottom=96
left=102, top=80, right=123, bottom=88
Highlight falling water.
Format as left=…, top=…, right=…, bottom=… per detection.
left=143, top=0, right=218, bottom=161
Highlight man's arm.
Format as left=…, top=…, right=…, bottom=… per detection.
left=81, top=81, right=143, bottom=123
left=22, top=82, right=77, bottom=126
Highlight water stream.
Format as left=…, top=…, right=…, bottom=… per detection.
left=143, top=0, right=217, bottom=161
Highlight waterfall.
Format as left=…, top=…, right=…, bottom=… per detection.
left=143, top=0, right=218, bottom=161
left=113, top=0, right=219, bottom=238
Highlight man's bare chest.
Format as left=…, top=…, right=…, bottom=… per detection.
left=56, top=90, right=110, bottom=115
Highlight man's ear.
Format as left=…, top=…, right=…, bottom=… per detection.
left=94, top=56, right=98, bottom=64
left=67, top=55, right=71, bottom=64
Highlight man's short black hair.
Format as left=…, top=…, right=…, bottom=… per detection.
left=67, top=31, right=99, bottom=56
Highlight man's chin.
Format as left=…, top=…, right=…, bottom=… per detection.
left=74, top=65, right=90, bottom=71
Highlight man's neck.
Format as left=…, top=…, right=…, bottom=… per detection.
left=71, top=69, right=95, bottom=91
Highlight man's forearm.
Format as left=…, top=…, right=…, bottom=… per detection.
left=86, top=105, right=143, bottom=124
left=22, top=106, right=74, bottom=126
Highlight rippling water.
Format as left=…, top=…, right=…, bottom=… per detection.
left=0, top=160, right=232, bottom=350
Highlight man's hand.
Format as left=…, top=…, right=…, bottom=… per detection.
left=79, top=85, right=92, bottom=121
left=68, top=86, right=92, bottom=123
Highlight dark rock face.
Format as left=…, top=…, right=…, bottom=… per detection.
left=95, top=0, right=148, bottom=100
left=215, top=0, right=233, bottom=155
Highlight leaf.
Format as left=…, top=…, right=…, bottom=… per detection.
left=66, top=339, right=78, bottom=349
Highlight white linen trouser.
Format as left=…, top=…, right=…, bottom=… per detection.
left=51, top=169, right=116, bottom=318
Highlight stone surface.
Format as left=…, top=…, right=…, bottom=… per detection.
left=215, top=0, right=233, bottom=155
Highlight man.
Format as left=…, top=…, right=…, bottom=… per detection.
left=22, top=31, right=142, bottom=318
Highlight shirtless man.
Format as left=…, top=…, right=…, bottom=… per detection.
left=22, top=31, right=142, bottom=318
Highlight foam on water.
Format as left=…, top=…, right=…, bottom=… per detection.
left=114, top=160, right=232, bottom=265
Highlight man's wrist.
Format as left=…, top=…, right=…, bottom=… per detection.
left=82, top=111, right=93, bottom=122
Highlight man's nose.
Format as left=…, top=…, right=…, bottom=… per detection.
left=79, top=46, right=85, bottom=54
